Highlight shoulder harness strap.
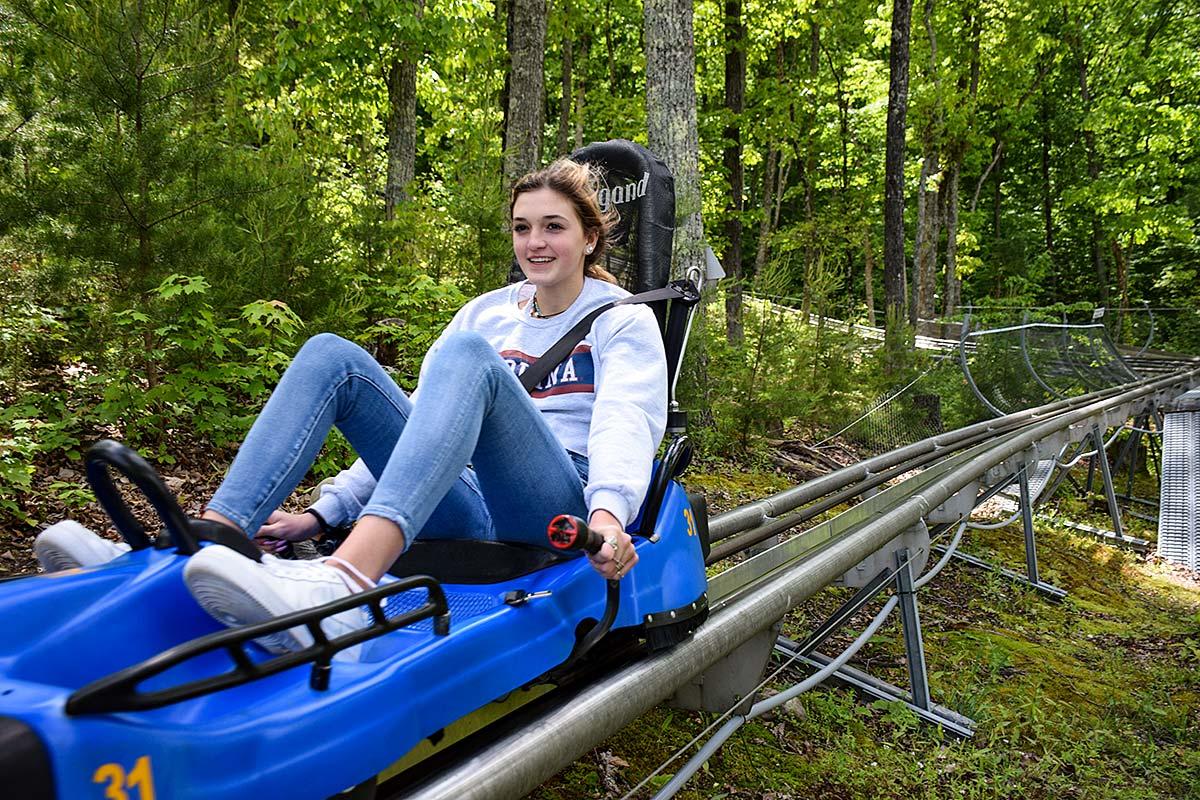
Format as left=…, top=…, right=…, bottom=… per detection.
left=518, top=283, right=690, bottom=394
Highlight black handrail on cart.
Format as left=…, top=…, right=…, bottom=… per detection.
left=66, top=575, right=451, bottom=715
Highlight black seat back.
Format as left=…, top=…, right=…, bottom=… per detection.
left=571, top=139, right=675, bottom=297
left=570, top=140, right=694, bottom=398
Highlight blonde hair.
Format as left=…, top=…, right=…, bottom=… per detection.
left=510, top=160, right=620, bottom=284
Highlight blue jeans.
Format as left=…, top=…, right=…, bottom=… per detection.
left=207, top=332, right=589, bottom=548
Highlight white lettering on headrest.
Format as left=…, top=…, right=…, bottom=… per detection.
left=597, top=170, right=651, bottom=211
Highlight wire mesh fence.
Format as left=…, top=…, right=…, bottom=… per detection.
left=813, top=307, right=1179, bottom=457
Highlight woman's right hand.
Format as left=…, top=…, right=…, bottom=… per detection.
left=254, top=509, right=321, bottom=553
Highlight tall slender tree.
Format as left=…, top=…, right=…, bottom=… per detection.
left=883, top=0, right=916, bottom=364
left=385, top=0, right=426, bottom=220
left=939, top=1, right=981, bottom=331
left=503, top=0, right=547, bottom=185
left=911, top=0, right=942, bottom=331
left=556, top=0, right=575, bottom=157
left=644, top=0, right=704, bottom=279
left=723, top=0, right=746, bottom=344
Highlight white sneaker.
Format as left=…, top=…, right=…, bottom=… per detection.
left=183, top=545, right=368, bottom=656
left=34, top=520, right=132, bottom=572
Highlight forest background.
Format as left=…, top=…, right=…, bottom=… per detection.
left=0, top=0, right=1198, bottom=530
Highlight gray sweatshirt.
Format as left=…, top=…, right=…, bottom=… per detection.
left=309, top=278, right=668, bottom=530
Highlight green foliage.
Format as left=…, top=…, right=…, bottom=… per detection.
left=685, top=277, right=862, bottom=461
left=0, top=398, right=80, bottom=522
left=0, top=272, right=306, bottom=520
left=88, top=275, right=303, bottom=458
left=0, top=296, right=69, bottom=383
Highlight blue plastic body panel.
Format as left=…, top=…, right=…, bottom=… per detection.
left=0, top=481, right=705, bottom=799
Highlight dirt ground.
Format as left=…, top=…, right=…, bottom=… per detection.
left=1, top=439, right=232, bottom=577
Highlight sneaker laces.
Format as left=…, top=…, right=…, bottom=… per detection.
left=318, top=556, right=376, bottom=593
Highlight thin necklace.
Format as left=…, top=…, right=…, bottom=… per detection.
left=530, top=294, right=566, bottom=319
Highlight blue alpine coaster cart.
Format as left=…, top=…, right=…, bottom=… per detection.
left=0, top=140, right=711, bottom=800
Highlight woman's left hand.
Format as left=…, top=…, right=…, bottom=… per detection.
left=254, top=509, right=321, bottom=554
left=586, top=509, right=638, bottom=580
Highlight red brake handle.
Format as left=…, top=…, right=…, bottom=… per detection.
left=547, top=514, right=604, bottom=554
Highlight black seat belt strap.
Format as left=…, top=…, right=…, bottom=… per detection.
left=518, top=284, right=690, bottom=394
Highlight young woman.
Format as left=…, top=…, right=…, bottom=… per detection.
left=37, top=160, right=668, bottom=655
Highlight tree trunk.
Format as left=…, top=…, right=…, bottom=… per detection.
left=992, top=147, right=1003, bottom=241
left=803, top=19, right=819, bottom=315
left=574, top=34, right=589, bottom=150
left=1040, top=90, right=1054, bottom=253
left=913, top=147, right=940, bottom=330
left=644, top=0, right=704, bottom=279
left=557, top=1, right=574, bottom=156
left=498, top=0, right=512, bottom=174
left=864, top=227, right=877, bottom=326
left=912, top=0, right=942, bottom=333
left=883, top=0, right=915, bottom=367
left=504, top=0, right=547, bottom=186
left=754, top=41, right=786, bottom=278
left=941, top=163, right=960, bottom=337
left=799, top=156, right=813, bottom=318
left=723, top=0, right=746, bottom=344
left=134, top=67, right=153, bottom=295
left=605, top=0, right=616, bottom=89
left=941, top=3, right=977, bottom=335
left=828, top=56, right=853, bottom=300
left=754, top=146, right=778, bottom=276
left=645, top=0, right=708, bottom=426
left=773, top=158, right=789, bottom=230
left=384, top=0, right=425, bottom=221
left=1078, top=54, right=1107, bottom=303
left=1111, top=238, right=1129, bottom=319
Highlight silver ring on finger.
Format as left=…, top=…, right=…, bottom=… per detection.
left=604, top=536, right=619, bottom=556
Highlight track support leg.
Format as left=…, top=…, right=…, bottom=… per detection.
left=895, top=548, right=931, bottom=711
left=1120, top=419, right=1144, bottom=500
left=1018, top=465, right=1041, bottom=587
left=778, top=543, right=974, bottom=738
left=1042, top=439, right=1086, bottom=503
left=1146, top=418, right=1163, bottom=482
left=1092, top=424, right=1125, bottom=540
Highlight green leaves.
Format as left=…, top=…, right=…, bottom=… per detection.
left=156, top=274, right=212, bottom=299
left=241, top=299, right=303, bottom=339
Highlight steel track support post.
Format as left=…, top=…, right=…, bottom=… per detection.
left=1017, top=465, right=1040, bottom=586
left=1121, top=417, right=1145, bottom=500
left=1112, top=417, right=1140, bottom=483
left=1085, top=447, right=1098, bottom=493
left=796, top=569, right=893, bottom=656
left=1041, top=439, right=1086, bottom=503
left=1146, top=420, right=1163, bottom=483
left=1091, top=424, right=1125, bottom=540
left=894, top=548, right=931, bottom=711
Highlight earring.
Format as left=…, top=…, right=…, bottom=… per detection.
left=586, top=245, right=594, bottom=254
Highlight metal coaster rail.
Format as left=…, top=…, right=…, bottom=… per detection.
left=706, top=377, right=1166, bottom=561
left=387, top=366, right=1197, bottom=800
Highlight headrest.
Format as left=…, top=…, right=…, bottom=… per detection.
left=570, top=139, right=675, bottom=294
left=508, top=140, right=676, bottom=294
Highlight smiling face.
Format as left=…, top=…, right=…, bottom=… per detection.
left=511, top=187, right=599, bottom=296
